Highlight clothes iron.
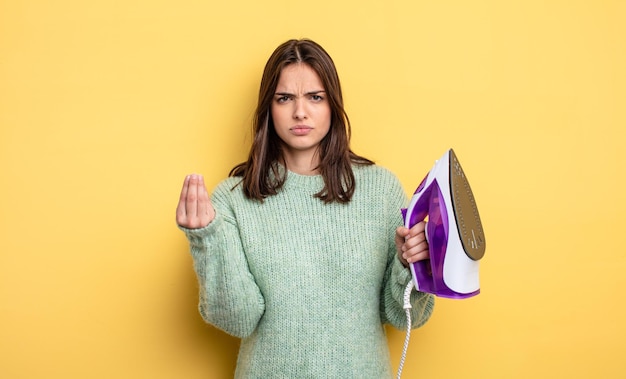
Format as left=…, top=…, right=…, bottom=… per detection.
left=402, top=149, right=486, bottom=299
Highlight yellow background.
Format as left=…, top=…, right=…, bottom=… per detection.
left=1, top=0, right=624, bottom=378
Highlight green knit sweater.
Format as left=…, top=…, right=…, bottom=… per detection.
left=181, top=164, right=434, bottom=378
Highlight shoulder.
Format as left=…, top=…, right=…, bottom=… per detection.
left=353, top=164, right=402, bottom=188
left=352, top=164, right=407, bottom=218
left=214, top=176, right=243, bottom=190
left=352, top=164, right=406, bottom=203
left=211, top=176, right=245, bottom=203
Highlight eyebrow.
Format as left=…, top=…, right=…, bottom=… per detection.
left=274, top=90, right=326, bottom=96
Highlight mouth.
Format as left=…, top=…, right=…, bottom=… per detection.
left=290, top=125, right=313, bottom=136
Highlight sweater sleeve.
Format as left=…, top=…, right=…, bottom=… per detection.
left=379, top=173, right=435, bottom=329
left=179, top=182, right=265, bottom=338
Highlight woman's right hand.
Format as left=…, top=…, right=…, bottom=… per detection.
left=176, top=174, right=215, bottom=229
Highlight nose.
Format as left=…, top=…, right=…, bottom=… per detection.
left=293, top=98, right=308, bottom=120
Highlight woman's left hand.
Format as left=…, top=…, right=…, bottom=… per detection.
left=395, top=221, right=430, bottom=267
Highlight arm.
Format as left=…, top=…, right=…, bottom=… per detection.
left=177, top=175, right=265, bottom=338
left=380, top=252, right=434, bottom=329
left=380, top=176, right=434, bottom=329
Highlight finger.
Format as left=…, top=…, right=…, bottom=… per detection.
left=404, top=232, right=427, bottom=249
left=198, top=175, right=209, bottom=211
left=199, top=175, right=217, bottom=225
left=403, top=240, right=429, bottom=256
left=408, top=221, right=426, bottom=236
left=396, top=226, right=409, bottom=239
left=395, top=226, right=409, bottom=250
left=176, top=175, right=191, bottom=222
left=403, top=241, right=430, bottom=263
left=405, top=249, right=430, bottom=263
left=186, top=174, right=199, bottom=217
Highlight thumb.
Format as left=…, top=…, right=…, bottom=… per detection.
left=396, top=226, right=409, bottom=237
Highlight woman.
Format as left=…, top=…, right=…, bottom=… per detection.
left=176, top=39, right=434, bottom=378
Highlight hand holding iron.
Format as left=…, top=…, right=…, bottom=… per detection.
left=395, top=221, right=429, bottom=267
left=176, top=174, right=215, bottom=229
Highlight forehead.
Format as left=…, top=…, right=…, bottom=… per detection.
left=276, top=63, right=324, bottom=91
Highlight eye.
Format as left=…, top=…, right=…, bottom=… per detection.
left=276, top=95, right=291, bottom=104
left=310, top=94, right=324, bottom=102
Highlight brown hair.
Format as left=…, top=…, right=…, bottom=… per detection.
left=230, top=38, right=373, bottom=203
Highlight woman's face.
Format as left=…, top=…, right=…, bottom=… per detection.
left=271, top=63, right=331, bottom=167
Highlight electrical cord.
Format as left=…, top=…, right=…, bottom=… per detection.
left=396, top=280, right=415, bottom=379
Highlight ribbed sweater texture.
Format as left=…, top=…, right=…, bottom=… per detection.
left=181, top=164, right=435, bottom=378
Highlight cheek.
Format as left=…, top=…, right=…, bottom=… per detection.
left=321, top=108, right=332, bottom=129
left=271, top=105, right=289, bottom=127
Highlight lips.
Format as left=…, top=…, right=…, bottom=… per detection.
left=290, top=125, right=313, bottom=136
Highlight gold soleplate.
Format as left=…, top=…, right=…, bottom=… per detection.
left=449, top=149, right=486, bottom=260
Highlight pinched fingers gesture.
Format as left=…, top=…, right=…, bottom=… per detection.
left=176, top=174, right=215, bottom=229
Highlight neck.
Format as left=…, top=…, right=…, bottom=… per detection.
left=282, top=149, right=320, bottom=176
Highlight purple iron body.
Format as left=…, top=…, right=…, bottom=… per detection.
left=402, top=149, right=486, bottom=299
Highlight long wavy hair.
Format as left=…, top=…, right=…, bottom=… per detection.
left=230, top=39, right=373, bottom=203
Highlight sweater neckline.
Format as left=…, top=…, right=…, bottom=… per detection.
left=272, top=163, right=324, bottom=190
left=284, top=169, right=324, bottom=190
